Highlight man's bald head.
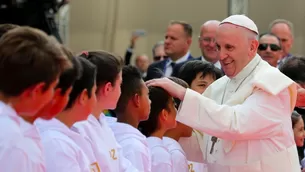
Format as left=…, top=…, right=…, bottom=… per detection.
left=198, top=20, right=221, bottom=63
left=200, top=20, right=221, bottom=36
left=135, top=54, right=149, bottom=73
left=269, top=19, right=294, bottom=56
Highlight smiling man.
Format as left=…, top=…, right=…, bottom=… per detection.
left=258, top=33, right=282, bottom=67
left=147, top=15, right=299, bottom=172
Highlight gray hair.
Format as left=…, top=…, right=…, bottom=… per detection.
left=269, top=19, right=294, bottom=37
left=152, top=41, right=164, bottom=57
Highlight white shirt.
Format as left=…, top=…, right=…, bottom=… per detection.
left=177, top=54, right=299, bottom=171
left=163, top=137, right=188, bottom=172
left=188, top=161, right=208, bottom=172
left=110, top=122, right=151, bottom=172
left=165, top=52, right=190, bottom=77
left=179, top=130, right=208, bottom=172
left=200, top=56, right=221, bottom=69
left=36, top=118, right=98, bottom=172
left=0, top=101, right=46, bottom=172
left=73, top=114, right=138, bottom=172
left=147, top=136, right=173, bottom=172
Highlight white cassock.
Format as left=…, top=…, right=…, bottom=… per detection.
left=35, top=118, right=100, bottom=172
left=179, top=130, right=208, bottom=172
left=0, top=101, right=46, bottom=172
left=72, top=114, right=139, bottom=172
left=147, top=136, right=173, bottom=172
left=177, top=54, right=300, bottom=172
left=163, top=137, right=188, bottom=172
left=110, top=121, right=152, bottom=172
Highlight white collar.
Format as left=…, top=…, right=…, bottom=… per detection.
left=166, top=52, right=190, bottom=67
left=35, top=118, right=69, bottom=133
left=231, top=54, right=261, bottom=81
left=147, top=136, right=163, bottom=148
left=201, top=56, right=221, bottom=69
left=163, top=137, right=186, bottom=155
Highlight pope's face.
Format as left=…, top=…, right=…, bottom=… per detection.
left=216, top=24, right=257, bottom=78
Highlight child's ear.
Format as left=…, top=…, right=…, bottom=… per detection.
left=101, top=82, right=112, bottom=97
left=78, top=89, right=89, bottom=105
left=159, top=109, right=169, bottom=122
left=132, top=93, right=141, bottom=107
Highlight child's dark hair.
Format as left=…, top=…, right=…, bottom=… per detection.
left=56, top=46, right=82, bottom=95
left=280, top=56, right=305, bottom=84
left=0, top=26, right=70, bottom=96
left=138, top=86, right=172, bottom=137
left=80, top=50, right=123, bottom=89
left=168, top=77, right=188, bottom=108
left=0, top=24, right=19, bottom=38
left=178, top=61, right=223, bottom=86
left=115, top=65, right=143, bottom=114
left=292, top=111, right=302, bottom=128
left=65, top=56, right=97, bottom=109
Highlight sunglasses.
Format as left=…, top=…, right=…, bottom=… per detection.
left=258, top=43, right=281, bottom=51
left=153, top=56, right=169, bottom=61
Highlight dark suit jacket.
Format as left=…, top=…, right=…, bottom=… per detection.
left=145, top=54, right=193, bottom=80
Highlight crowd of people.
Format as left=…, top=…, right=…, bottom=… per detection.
left=0, top=13, right=304, bottom=172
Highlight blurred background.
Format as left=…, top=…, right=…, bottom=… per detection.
left=1, top=0, right=305, bottom=62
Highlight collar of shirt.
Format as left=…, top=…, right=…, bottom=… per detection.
left=36, top=118, right=69, bottom=133
left=0, top=101, right=25, bottom=129
left=21, top=119, right=41, bottom=140
left=201, top=56, right=221, bottom=69
left=163, top=137, right=186, bottom=156
left=147, top=136, right=164, bottom=149
left=232, top=54, right=261, bottom=81
left=166, top=52, right=190, bottom=68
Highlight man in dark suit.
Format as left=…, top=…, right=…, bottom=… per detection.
left=171, top=20, right=222, bottom=77
left=146, top=20, right=193, bottom=80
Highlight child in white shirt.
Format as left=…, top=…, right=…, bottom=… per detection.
left=163, top=77, right=191, bottom=172
left=110, top=66, right=151, bottom=172
left=36, top=55, right=100, bottom=172
left=73, top=51, right=138, bottom=172
left=139, top=85, right=178, bottom=172
left=0, top=26, right=70, bottom=172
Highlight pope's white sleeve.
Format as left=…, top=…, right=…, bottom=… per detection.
left=177, top=88, right=289, bottom=140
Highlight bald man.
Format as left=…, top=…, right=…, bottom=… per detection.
left=147, top=15, right=298, bottom=172
left=198, top=20, right=221, bottom=69
left=135, top=54, right=149, bottom=78
left=269, top=19, right=294, bottom=67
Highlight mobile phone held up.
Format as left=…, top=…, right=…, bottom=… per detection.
left=133, top=29, right=147, bottom=37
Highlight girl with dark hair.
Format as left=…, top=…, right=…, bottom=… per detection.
left=139, top=86, right=177, bottom=172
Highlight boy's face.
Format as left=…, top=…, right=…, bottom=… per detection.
left=137, top=81, right=151, bottom=121
left=36, top=86, right=72, bottom=120
left=190, top=73, right=215, bottom=94
left=17, top=78, right=59, bottom=117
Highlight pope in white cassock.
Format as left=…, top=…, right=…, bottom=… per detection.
left=146, top=15, right=300, bottom=172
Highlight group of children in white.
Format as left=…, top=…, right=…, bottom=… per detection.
left=0, top=24, right=222, bottom=172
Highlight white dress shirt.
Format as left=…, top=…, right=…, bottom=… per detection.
left=147, top=136, right=173, bottom=172
left=0, top=101, right=46, bottom=172
left=73, top=114, right=138, bottom=172
left=110, top=122, right=151, bottom=172
left=36, top=118, right=97, bottom=172
left=163, top=137, right=188, bottom=172
left=177, top=54, right=299, bottom=171
left=165, top=52, right=190, bottom=77
left=200, top=56, right=221, bottom=69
